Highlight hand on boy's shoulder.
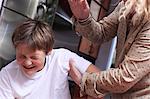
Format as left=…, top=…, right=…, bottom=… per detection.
left=70, top=81, right=102, bottom=99
left=86, top=64, right=100, bottom=73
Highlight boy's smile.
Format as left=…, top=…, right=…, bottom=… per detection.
left=16, top=43, right=46, bottom=76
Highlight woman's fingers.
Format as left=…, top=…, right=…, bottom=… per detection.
left=68, top=0, right=90, bottom=19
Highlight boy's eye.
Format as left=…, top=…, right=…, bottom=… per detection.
left=19, top=55, right=26, bottom=59
left=31, top=56, right=39, bottom=60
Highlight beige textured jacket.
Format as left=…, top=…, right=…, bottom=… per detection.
left=74, top=1, right=150, bottom=99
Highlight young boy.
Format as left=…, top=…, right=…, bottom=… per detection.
left=0, top=19, right=99, bottom=99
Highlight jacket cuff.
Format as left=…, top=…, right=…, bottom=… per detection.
left=71, top=14, right=92, bottom=36
left=80, top=72, right=105, bottom=98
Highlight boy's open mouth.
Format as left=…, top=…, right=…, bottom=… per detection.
left=23, top=66, right=35, bottom=69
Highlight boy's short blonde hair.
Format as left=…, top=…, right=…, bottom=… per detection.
left=12, top=19, right=54, bottom=54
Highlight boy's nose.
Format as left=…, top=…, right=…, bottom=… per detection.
left=24, top=59, right=32, bottom=66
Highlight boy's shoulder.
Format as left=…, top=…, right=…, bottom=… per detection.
left=1, top=60, right=18, bottom=71
left=48, top=48, right=75, bottom=60
left=53, top=48, right=72, bottom=54
left=53, top=48, right=70, bottom=52
left=0, top=60, right=19, bottom=78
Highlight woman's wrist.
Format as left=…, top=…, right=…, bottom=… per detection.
left=77, top=14, right=91, bottom=23
left=71, top=13, right=92, bottom=36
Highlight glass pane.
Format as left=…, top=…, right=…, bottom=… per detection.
left=4, top=0, right=39, bottom=18
left=0, top=8, right=28, bottom=68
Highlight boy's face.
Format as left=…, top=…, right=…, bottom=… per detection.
left=16, top=43, right=46, bottom=76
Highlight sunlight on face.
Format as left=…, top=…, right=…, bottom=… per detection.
left=16, top=43, right=46, bottom=76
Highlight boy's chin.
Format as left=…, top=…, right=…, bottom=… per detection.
left=22, top=69, right=37, bottom=77
left=26, top=72, right=35, bottom=76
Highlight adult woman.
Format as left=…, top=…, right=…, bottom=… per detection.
left=68, top=0, right=150, bottom=98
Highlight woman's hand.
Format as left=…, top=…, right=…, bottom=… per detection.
left=68, top=0, right=90, bottom=20
left=69, top=59, right=82, bottom=85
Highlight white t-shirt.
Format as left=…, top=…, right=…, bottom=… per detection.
left=0, top=48, right=91, bottom=99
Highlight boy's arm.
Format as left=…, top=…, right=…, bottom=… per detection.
left=0, top=69, right=14, bottom=99
left=69, top=59, right=100, bottom=85
left=69, top=60, right=103, bottom=99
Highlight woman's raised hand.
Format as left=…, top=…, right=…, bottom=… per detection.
left=68, top=0, right=90, bottom=20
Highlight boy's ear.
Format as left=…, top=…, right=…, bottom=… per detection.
left=46, top=49, right=52, bottom=55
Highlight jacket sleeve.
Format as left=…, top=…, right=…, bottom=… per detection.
left=80, top=21, right=150, bottom=98
left=73, top=1, right=123, bottom=44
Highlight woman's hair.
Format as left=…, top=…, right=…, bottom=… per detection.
left=119, top=0, right=150, bottom=25
left=12, top=19, right=54, bottom=54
